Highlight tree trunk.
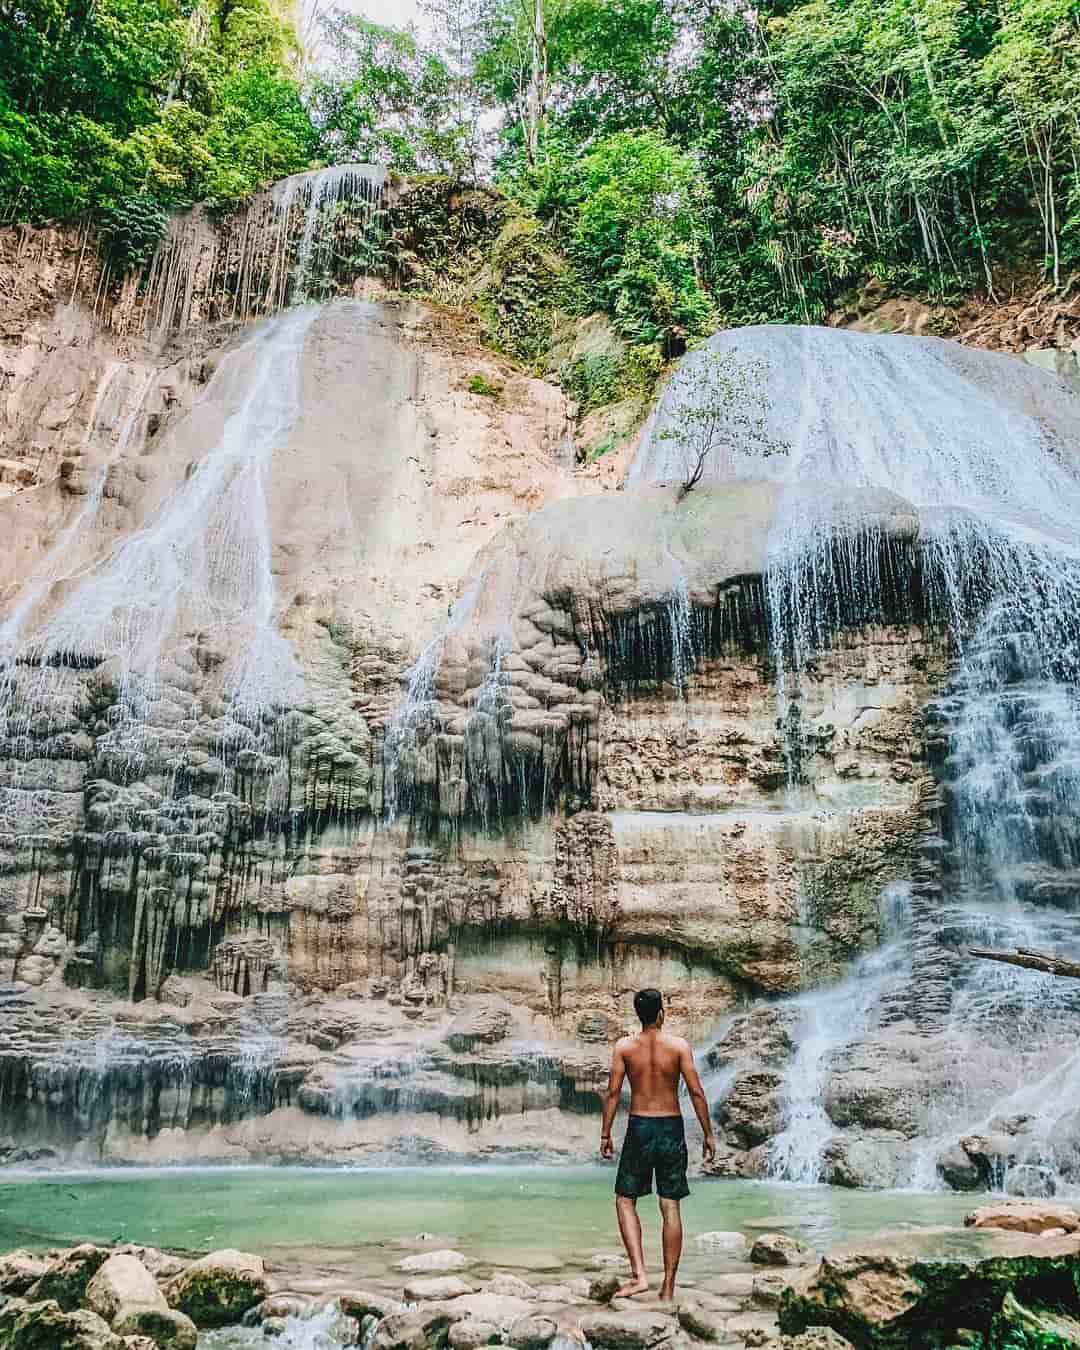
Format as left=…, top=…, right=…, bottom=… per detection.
left=968, top=946, right=1080, bottom=980
left=525, top=0, right=547, bottom=164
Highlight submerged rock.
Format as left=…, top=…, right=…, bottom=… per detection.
left=396, top=1251, right=471, bottom=1275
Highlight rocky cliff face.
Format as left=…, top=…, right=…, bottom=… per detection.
left=2, top=191, right=1080, bottom=1188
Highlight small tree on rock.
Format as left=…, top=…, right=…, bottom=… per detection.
left=659, top=350, right=788, bottom=501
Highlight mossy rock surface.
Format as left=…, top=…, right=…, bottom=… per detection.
left=779, top=1239, right=1080, bottom=1349
left=0, top=1297, right=123, bottom=1349
left=165, top=1249, right=269, bottom=1329
left=24, top=1246, right=110, bottom=1311
left=113, top=1306, right=197, bottom=1350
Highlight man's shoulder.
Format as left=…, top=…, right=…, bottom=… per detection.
left=663, top=1032, right=692, bottom=1053
left=613, top=1034, right=638, bottom=1053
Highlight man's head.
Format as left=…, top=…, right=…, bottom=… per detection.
left=634, top=988, right=664, bottom=1028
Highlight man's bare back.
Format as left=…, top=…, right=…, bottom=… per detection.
left=600, top=989, right=717, bottom=1301
left=616, top=1029, right=691, bottom=1117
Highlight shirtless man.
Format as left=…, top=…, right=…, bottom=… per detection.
left=600, top=989, right=716, bottom=1300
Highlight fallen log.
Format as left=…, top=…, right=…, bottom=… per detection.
left=968, top=946, right=1080, bottom=979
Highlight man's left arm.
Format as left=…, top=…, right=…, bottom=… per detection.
left=600, top=1042, right=626, bottom=1159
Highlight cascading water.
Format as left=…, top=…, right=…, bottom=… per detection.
left=634, top=326, right=1080, bottom=1188
left=140, top=164, right=385, bottom=333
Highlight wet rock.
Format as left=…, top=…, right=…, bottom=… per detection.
left=448, top=1321, right=500, bottom=1350
left=0, top=1297, right=124, bottom=1348
left=750, top=1236, right=814, bottom=1268
left=372, top=1307, right=456, bottom=1350
left=779, top=1235, right=1080, bottom=1346
left=437, top=1295, right=531, bottom=1326
left=724, top=1310, right=780, bottom=1345
left=998, top=1290, right=1080, bottom=1342
left=121, top=1338, right=158, bottom=1350
left=752, top=1272, right=799, bottom=1309
left=26, top=1245, right=110, bottom=1310
left=778, top=1330, right=854, bottom=1350
left=112, top=1308, right=197, bottom=1350
left=403, top=1278, right=476, bottom=1303
left=397, top=1251, right=470, bottom=1275
left=0, top=1252, right=50, bottom=1297
left=820, top=1138, right=902, bottom=1190
left=164, top=1249, right=268, bottom=1328
left=1003, top=1165, right=1056, bottom=1199
left=677, top=1301, right=728, bottom=1341
left=934, top=1144, right=982, bottom=1192
left=577, top=1310, right=677, bottom=1348
left=444, top=1000, right=512, bottom=1052
left=964, top=1200, right=1080, bottom=1234
left=588, top=1276, right=623, bottom=1304
left=247, top=1295, right=314, bottom=1324
left=338, top=1292, right=406, bottom=1322
left=507, top=1314, right=557, bottom=1350
left=87, top=1255, right=166, bottom=1323
left=484, top=1276, right=537, bottom=1300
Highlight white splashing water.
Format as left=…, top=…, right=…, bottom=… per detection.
left=766, top=884, right=914, bottom=1184
left=0, top=307, right=316, bottom=828
left=142, top=164, right=385, bottom=333
left=634, top=326, right=1080, bottom=1187
left=201, top=1301, right=356, bottom=1349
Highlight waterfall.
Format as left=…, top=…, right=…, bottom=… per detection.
left=140, top=164, right=386, bottom=333
left=636, top=326, right=1080, bottom=1188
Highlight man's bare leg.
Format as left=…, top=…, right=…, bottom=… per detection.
left=615, top=1194, right=649, bottom=1296
left=658, top=1197, right=683, bottom=1301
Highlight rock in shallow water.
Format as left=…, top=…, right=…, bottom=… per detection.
left=750, top=1235, right=815, bottom=1268
left=577, top=1310, right=677, bottom=1349
left=164, top=1249, right=268, bottom=1328
left=0, top=1296, right=124, bottom=1349
left=779, top=1234, right=1080, bottom=1347
left=396, top=1251, right=471, bottom=1275
left=25, top=1245, right=110, bottom=1311
left=964, top=1200, right=1080, bottom=1234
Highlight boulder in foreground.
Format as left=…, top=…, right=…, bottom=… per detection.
left=964, top=1200, right=1080, bottom=1234
left=164, top=1248, right=269, bottom=1328
left=0, top=1297, right=124, bottom=1349
left=779, top=1234, right=1080, bottom=1347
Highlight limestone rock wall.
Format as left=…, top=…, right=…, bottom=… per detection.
left=0, top=218, right=958, bottom=1169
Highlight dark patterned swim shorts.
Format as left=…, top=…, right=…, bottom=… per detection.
left=615, top=1115, right=690, bottom=1200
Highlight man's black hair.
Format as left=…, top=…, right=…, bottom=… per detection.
left=634, top=988, right=663, bottom=1026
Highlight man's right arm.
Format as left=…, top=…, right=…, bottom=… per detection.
left=679, top=1040, right=717, bottom=1165
left=600, top=1041, right=627, bottom=1159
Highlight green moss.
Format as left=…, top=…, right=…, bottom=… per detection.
left=466, top=373, right=502, bottom=397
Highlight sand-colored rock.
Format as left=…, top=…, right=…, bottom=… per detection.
left=396, top=1251, right=471, bottom=1275
left=964, top=1200, right=1080, bottom=1234
left=577, top=1310, right=678, bottom=1348
left=404, top=1277, right=477, bottom=1303
left=86, top=1255, right=167, bottom=1323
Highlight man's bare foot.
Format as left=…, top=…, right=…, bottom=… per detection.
left=615, top=1277, right=650, bottom=1298
left=658, top=1284, right=675, bottom=1302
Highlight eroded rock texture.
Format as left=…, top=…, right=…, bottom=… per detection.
left=3, top=206, right=1080, bottom=1184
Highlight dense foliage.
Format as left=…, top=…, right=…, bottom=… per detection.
left=3, top=0, right=1080, bottom=344
left=0, top=0, right=318, bottom=245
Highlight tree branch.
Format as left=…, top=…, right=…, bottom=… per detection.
left=968, top=946, right=1080, bottom=980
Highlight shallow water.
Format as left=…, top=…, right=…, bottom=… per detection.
left=0, top=1166, right=979, bottom=1284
